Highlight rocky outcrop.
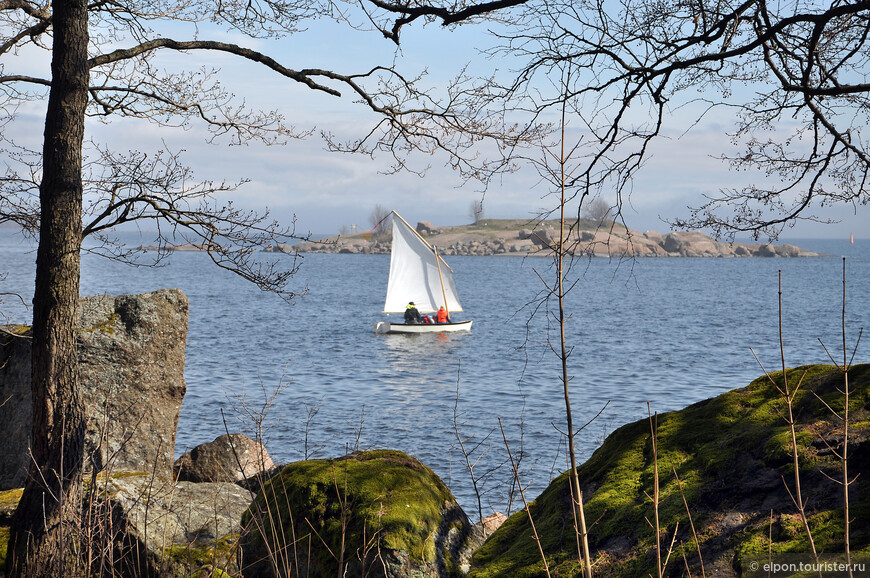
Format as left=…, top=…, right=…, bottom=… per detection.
left=175, top=433, right=275, bottom=484
left=80, top=473, right=251, bottom=577
left=241, top=450, right=483, bottom=578
left=469, top=364, right=870, bottom=577
left=0, top=289, right=188, bottom=489
left=286, top=220, right=825, bottom=258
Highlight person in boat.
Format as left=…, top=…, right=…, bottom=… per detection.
left=404, top=301, right=423, bottom=324
left=436, top=306, right=450, bottom=324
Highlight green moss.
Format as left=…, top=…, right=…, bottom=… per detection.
left=0, top=525, right=8, bottom=568
left=0, top=488, right=23, bottom=511
left=470, top=364, right=870, bottom=577
left=166, top=533, right=239, bottom=570
left=1, top=325, right=30, bottom=336
left=80, top=312, right=119, bottom=334
left=243, top=450, right=458, bottom=576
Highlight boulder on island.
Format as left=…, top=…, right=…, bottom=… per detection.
left=417, top=221, right=440, bottom=235
left=241, top=449, right=483, bottom=578
left=0, top=289, right=188, bottom=489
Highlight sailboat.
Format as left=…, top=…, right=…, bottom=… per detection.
left=373, top=212, right=473, bottom=334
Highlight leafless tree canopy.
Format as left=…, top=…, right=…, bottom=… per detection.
left=367, top=0, right=870, bottom=238
left=469, top=198, right=485, bottom=224
left=501, top=0, right=870, bottom=238
left=0, top=0, right=539, bottom=297
left=369, top=203, right=391, bottom=238
left=582, top=197, right=610, bottom=226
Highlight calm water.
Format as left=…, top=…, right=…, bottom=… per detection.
left=1, top=232, right=868, bottom=516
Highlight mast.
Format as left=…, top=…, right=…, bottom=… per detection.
left=434, top=245, right=450, bottom=318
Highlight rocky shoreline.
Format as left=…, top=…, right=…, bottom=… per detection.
left=273, top=220, right=826, bottom=258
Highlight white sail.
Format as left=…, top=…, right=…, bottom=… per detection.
left=383, top=212, right=464, bottom=314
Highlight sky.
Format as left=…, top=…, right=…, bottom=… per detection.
left=7, top=7, right=868, bottom=240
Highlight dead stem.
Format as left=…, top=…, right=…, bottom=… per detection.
left=672, top=465, right=706, bottom=577
left=752, top=271, right=820, bottom=575
left=647, top=405, right=662, bottom=578
left=498, top=417, right=551, bottom=578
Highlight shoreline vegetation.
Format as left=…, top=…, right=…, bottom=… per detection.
left=137, top=219, right=829, bottom=258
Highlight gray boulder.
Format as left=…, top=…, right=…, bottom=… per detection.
left=775, top=243, right=801, bottom=257
left=0, top=289, right=188, bottom=489
left=416, top=221, right=439, bottom=235
left=756, top=244, right=777, bottom=257
left=661, top=232, right=685, bottom=253
left=0, top=330, right=31, bottom=490
left=101, top=472, right=253, bottom=577
left=529, top=228, right=554, bottom=247
left=175, top=433, right=275, bottom=484
left=642, top=230, right=664, bottom=243
left=263, top=243, right=294, bottom=253
left=662, top=231, right=720, bottom=255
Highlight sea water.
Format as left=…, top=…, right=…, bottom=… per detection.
left=1, top=232, right=867, bottom=516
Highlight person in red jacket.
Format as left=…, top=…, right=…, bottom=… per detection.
left=436, top=306, right=450, bottom=324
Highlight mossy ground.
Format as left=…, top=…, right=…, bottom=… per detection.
left=241, top=449, right=458, bottom=576
left=470, top=364, right=870, bottom=577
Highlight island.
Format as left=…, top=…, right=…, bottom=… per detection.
left=269, top=219, right=826, bottom=258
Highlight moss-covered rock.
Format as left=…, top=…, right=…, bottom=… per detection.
left=240, top=449, right=482, bottom=577
left=470, top=364, right=870, bottom=577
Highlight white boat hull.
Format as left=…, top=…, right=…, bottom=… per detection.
left=374, top=320, right=473, bottom=334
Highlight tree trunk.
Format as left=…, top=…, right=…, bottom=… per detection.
left=7, top=0, right=89, bottom=575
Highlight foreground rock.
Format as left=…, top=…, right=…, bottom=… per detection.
left=0, top=289, right=188, bottom=489
left=286, top=219, right=825, bottom=258
left=0, top=474, right=251, bottom=577
left=241, top=449, right=483, bottom=577
left=470, top=364, right=870, bottom=577
left=105, top=473, right=253, bottom=576
left=175, top=433, right=275, bottom=484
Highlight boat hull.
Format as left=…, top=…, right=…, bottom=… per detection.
left=374, top=320, right=473, bottom=334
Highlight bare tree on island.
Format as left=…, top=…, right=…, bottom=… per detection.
left=369, top=203, right=392, bottom=240
left=582, top=197, right=611, bottom=227
left=0, top=2, right=534, bottom=573
left=470, top=198, right=485, bottom=224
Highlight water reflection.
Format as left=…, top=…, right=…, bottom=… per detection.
left=377, top=331, right=470, bottom=377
